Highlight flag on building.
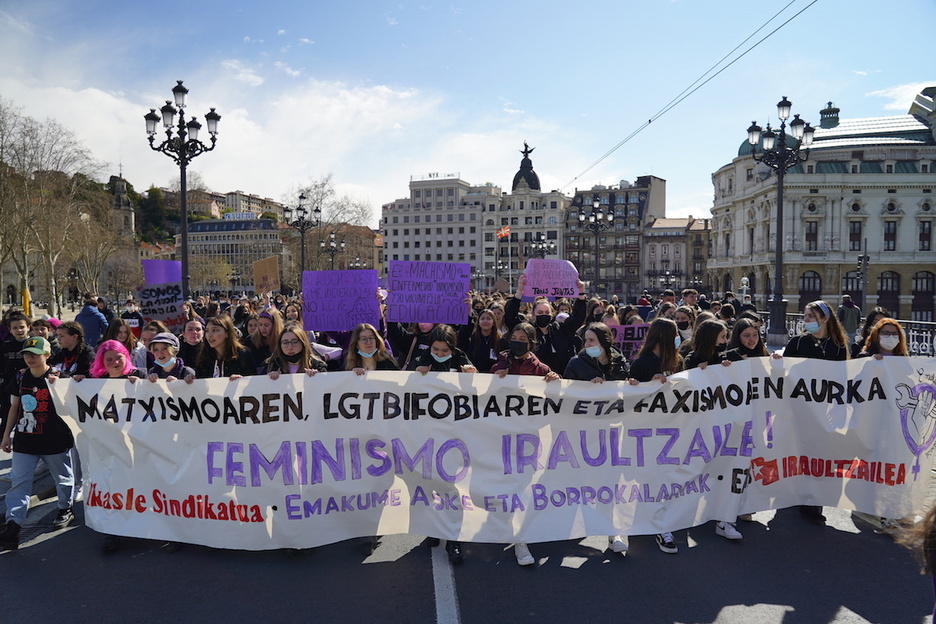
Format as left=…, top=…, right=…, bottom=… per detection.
left=496, top=226, right=511, bottom=239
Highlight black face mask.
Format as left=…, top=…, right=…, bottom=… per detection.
left=509, top=340, right=530, bottom=357
left=535, top=314, right=552, bottom=328
left=676, top=321, right=690, bottom=331
left=593, top=313, right=604, bottom=321
left=283, top=352, right=303, bottom=363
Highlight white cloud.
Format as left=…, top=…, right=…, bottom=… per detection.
left=277, top=29, right=285, bottom=35
left=386, top=16, right=399, bottom=26
left=298, top=37, right=314, bottom=45
left=243, top=36, right=264, bottom=44
left=221, top=59, right=265, bottom=86
left=866, top=82, right=934, bottom=111
left=274, top=61, right=301, bottom=78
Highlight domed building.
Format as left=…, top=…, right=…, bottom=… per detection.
left=708, top=86, right=936, bottom=333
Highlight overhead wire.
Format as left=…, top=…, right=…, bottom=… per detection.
left=561, top=0, right=819, bottom=192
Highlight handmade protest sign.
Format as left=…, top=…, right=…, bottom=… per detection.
left=301, top=270, right=380, bottom=332
left=606, top=323, right=650, bottom=362
left=50, top=357, right=936, bottom=551
left=141, top=260, right=182, bottom=285
left=386, top=261, right=470, bottom=325
left=252, top=256, right=280, bottom=294
left=135, top=282, right=186, bottom=332
left=522, top=258, right=580, bottom=300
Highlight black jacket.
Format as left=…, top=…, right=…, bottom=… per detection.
left=194, top=347, right=257, bottom=378
left=504, top=296, right=586, bottom=374
left=563, top=348, right=629, bottom=382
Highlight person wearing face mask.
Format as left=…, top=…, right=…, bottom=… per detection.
left=561, top=322, right=633, bottom=556
left=681, top=319, right=744, bottom=541
left=672, top=305, right=697, bottom=353
left=504, top=275, right=587, bottom=375
left=345, top=323, right=399, bottom=374
left=413, top=325, right=477, bottom=375
left=490, top=322, right=560, bottom=566
left=120, top=299, right=145, bottom=338
left=388, top=322, right=437, bottom=370
left=772, top=300, right=848, bottom=524
left=852, top=317, right=911, bottom=534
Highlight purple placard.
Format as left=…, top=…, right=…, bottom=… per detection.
left=386, top=261, right=471, bottom=325
left=522, top=258, right=580, bottom=301
left=141, top=260, right=182, bottom=285
left=301, top=270, right=380, bottom=332
left=605, top=323, right=650, bottom=362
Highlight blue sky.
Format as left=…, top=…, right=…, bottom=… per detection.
left=1, top=0, right=933, bottom=226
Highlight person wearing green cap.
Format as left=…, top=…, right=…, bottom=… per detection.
left=0, top=336, right=75, bottom=551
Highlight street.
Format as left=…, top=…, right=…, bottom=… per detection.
left=1, top=461, right=932, bottom=624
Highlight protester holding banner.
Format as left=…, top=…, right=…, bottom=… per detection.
left=178, top=319, right=204, bottom=367
left=146, top=332, right=196, bottom=382
left=682, top=320, right=735, bottom=371
left=266, top=321, right=326, bottom=378
left=0, top=337, right=74, bottom=552
left=625, top=317, right=685, bottom=554
left=560, top=321, right=633, bottom=555
left=413, top=325, right=478, bottom=375
left=457, top=310, right=505, bottom=373
left=345, top=323, right=399, bottom=375
left=389, top=322, right=437, bottom=371
left=490, top=321, right=560, bottom=565
left=247, top=309, right=284, bottom=374
left=49, top=321, right=95, bottom=379
left=852, top=307, right=889, bottom=358
left=679, top=320, right=745, bottom=541
left=856, top=317, right=908, bottom=359
left=725, top=318, right=769, bottom=360
left=673, top=305, right=697, bottom=351
left=505, top=276, right=586, bottom=375
left=194, top=316, right=257, bottom=380
left=775, top=300, right=849, bottom=524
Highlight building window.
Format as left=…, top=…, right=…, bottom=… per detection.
left=849, top=221, right=862, bottom=251
left=805, top=221, right=818, bottom=251
left=921, top=221, right=932, bottom=251
left=884, top=221, right=897, bottom=250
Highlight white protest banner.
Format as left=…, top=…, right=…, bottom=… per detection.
left=50, top=357, right=936, bottom=551
left=386, top=261, right=471, bottom=325
left=134, top=281, right=186, bottom=332
left=252, top=256, right=280, bottom=294
left=522, top=258, right=580, bottom=300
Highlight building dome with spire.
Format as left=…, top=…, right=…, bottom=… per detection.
left=511, top=142, right=541, bottom=191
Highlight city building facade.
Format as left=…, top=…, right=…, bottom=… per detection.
left=708, top=86, right=936, bottom=320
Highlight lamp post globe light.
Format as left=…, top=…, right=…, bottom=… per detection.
left=349, top=255, right=368, bottom=270
left=531, top=232, right=557, bottom=259
left=320, top=231, right=345, bottom=270
left=471, top=268, right=484, bottom=291
left=494, top=260, right=509, bottom=283
left=746, top=96, right=815, bottom=345
left=283, top=193, right=321, bottom=282
left=144, top=80, right=221, bottom=300
left=579, top=197, right=614, bottom=296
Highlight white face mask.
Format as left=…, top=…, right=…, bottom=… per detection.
left=879, top=335, right=900, bottom=352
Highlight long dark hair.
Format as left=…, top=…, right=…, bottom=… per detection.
left=728, top=318, right=768, bottom=356
left=197, top=315, right=245, bottom=368
left=635, top=317, right=681, bottom=374
left=690, top=319, right=728, bottom=363
left=582, top=322, right=615, bottom=358
left=805, top=300, right=849, bottom=354
left=506, top=322, right=537, bottom=367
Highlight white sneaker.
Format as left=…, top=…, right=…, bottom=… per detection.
left=716, top=521, right=743, bottom=540
left=514, top=542, right=535, bottom=566
left=608, top=535, right=629, bottom=554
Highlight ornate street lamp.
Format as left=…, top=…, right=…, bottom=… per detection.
left=530, top=232, right=557, bottom=259
left=320, top=231, right=345, bottom=270
left=283, top=193, right=321, bottom=281
left=144, top=80, right=221, bottom=299
left=494, top=260, right=508, bottom=283
left=747, top=96, right=815, bottom=344
left=579, top=197, right=613, bottom=295
left=349, top=255, right=368, bottom=269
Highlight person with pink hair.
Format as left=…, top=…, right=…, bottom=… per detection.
left=89, top=340, right=145, bottom=381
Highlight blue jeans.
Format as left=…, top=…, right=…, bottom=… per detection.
left=5, top=451, right=74, bottom=526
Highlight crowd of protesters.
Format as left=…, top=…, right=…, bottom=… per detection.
left=0, top=282, right=919, bottom=564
